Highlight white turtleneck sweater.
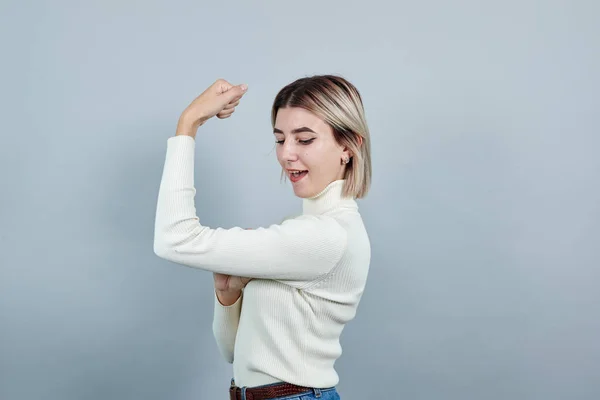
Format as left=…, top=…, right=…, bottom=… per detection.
left=153, top=135, right=371, bottom=388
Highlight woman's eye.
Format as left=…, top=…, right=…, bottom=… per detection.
left=275, top=138, right=315, bottom=145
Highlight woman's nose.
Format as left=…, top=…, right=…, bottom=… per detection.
left=280, top=141, right=298, bottom=161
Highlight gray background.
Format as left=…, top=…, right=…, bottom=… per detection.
left=1, top=1, right=599, bottom=399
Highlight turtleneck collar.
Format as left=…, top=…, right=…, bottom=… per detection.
left=302, top=179, right=358, bottom=215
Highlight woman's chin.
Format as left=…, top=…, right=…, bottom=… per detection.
left=291, top=182, right=312, bottom=198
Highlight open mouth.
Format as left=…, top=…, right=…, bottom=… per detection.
left=289, top=170, right=308, bottom=182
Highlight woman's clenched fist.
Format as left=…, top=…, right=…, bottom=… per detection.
left=177, top=78, right=248, bottom=137
left=213, top=272, right=253, bottom=306
left=213, top=272, right=253, bottom=292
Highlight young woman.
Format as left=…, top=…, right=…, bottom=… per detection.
left=154, top=74, right=372, bottom=400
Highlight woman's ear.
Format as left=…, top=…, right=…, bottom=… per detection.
left=341, top=148, right=352, bottom=161
left=341, top=135, right=361, bottom=160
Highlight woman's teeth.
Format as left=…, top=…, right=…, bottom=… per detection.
left=290, top=170, right=308, bottom=182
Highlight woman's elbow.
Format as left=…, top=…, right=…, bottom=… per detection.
left=153, top=236, right=172, bottom=259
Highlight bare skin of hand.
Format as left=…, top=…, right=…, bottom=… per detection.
left=214, top=273, right=253, bottom=306
left=176, top=78, right=248, bottom=138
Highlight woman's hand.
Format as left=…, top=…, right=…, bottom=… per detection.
left=176, top=79, right=248, bottom=137
left=213, top=272, right=253, bottom=306
left=213, top=272, right=253, bottom=292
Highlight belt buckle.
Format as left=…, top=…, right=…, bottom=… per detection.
left=229, top=379, right=238, bottom=400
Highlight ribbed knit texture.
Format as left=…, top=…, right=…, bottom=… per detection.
left=154, top=135, right=371, bottom=388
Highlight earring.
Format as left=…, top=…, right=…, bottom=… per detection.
left=342, top=157, right=349, bottom=165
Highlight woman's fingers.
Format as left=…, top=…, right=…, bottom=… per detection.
left=213, top=273, right=229, bottom=291
left=222, top=99, right=240, bottom=110
left=217, top=108, right=235, bottom=118
left=231, top=276, right=253, bottom=290
left=216, top=93, right=244, bottom=120
left=218, top=95, right=242, bottom=117
left=213, top=272, right=253, bottom=292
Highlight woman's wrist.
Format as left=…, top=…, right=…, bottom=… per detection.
left=216, top=289, right=242, bottom=306
left=176, top=112, right=207, bottom=137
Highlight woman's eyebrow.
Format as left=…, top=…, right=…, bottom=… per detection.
left=273, top=127, right=318, bottom=134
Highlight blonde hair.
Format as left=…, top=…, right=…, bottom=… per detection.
left=270, top=74, right=372, bottom=199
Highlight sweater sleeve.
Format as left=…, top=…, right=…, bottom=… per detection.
left=153, top=135, right=347, bottom=283
left=212, top=289, right=242, bottom=364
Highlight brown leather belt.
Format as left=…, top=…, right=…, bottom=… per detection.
left=229, top=381, right=313, bottom=400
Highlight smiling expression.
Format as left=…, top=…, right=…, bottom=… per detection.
left=274, top=107, right=350, bottom=198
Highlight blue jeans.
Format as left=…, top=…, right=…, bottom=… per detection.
left=231, top=379, right=341, bottom=400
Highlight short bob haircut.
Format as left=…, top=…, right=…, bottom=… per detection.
left=271, top=74, right=372, bottom=199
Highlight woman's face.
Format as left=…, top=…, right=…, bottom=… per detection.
left=274, top=107, right=349, bottom=198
